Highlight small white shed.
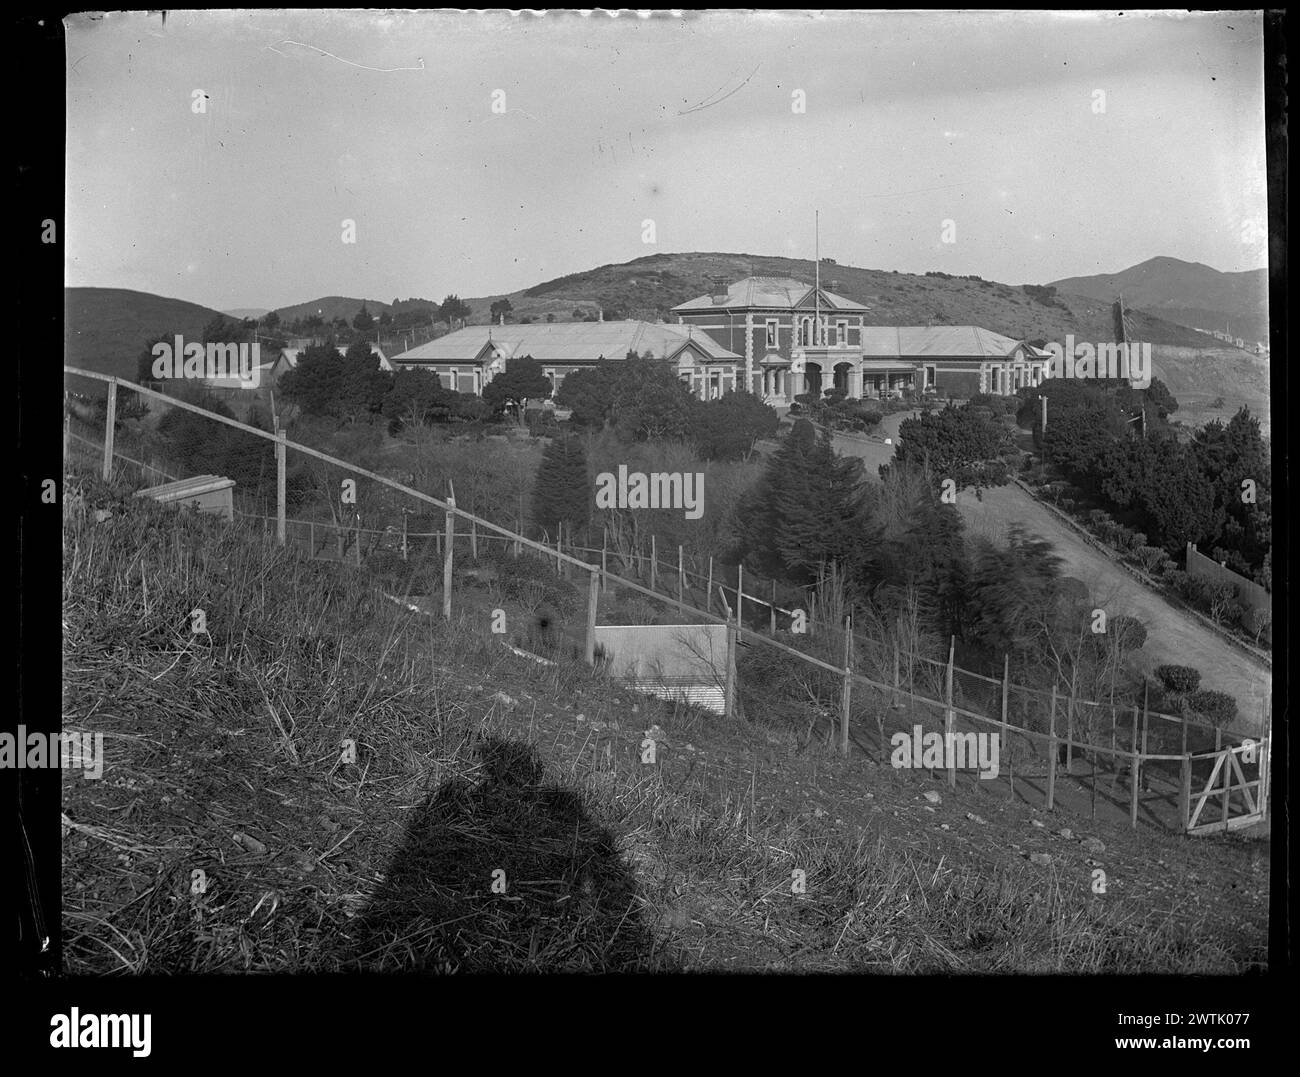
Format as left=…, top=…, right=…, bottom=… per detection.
left=136, top=475, right=236, bottom=521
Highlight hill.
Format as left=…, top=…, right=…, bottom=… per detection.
left=1050, top=256, right=1269, bottom=344
left=223, top=307, right=270, bottom=320
left=272, top=295, right=440, bottom=324
left=465, top=251, right=1212, bottom=349
left=64, top=287, right=229, bottom=392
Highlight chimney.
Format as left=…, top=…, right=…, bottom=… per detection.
left=829, top=279, right=838, bottom=293
left=498, top=312, right=505, bottom=326
left=709, top=276, right=729, bottom=305
left=598, top=308, right=603, bottom=322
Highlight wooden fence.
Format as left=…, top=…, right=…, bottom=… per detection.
left=64, top=369, right=1271, bottom=833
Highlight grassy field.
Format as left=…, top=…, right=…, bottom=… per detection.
left=60, top=465, right=1269, bottom=974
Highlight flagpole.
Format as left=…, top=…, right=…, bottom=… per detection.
left=815, top=210, right=820, bottom=347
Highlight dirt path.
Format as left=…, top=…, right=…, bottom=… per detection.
left=831, top=419, right=1272, bottom=734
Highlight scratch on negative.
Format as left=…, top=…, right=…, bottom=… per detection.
left=263, top=39, right=426, bottom=72
left=678, top=63, right=760, bottom=116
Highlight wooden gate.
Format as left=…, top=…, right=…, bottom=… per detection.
left=1185, top=737, right=1269, bottom=835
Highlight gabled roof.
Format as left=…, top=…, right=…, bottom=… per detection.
left=672, top=275, right=870, bottom=313
left=392, top=320, right=740, bottom=364
left=858, top=326, right=1033, bottom=359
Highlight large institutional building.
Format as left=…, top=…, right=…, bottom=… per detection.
left=670, top=276, right=1051, bottom=404
left=390, top=274, right=1050, bottom=404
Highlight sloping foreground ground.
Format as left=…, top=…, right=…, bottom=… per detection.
left=61, top=476, right=1267, bottom=973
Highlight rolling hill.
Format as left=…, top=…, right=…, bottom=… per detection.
left=1050, top=256, right=1268, bottom=344
left=65, top=253, right=1267, bottom=425
left=64, top=287, right=230, bottom=392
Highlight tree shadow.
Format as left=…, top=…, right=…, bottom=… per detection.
left=340, top=735, right=665, bottom=973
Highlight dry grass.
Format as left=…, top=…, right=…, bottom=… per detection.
left=61, top=471, right=1266, bottom=974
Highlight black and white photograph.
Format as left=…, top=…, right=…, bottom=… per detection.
left=15, top=5, right=1288, bottom=1049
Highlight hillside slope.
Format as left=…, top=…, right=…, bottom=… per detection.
left=60, top=466, right=1267, bottom=974
left=64, top=287, right=228, bottom=387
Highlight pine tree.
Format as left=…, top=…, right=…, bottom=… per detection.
left=531, top=436, right=591, bottom=543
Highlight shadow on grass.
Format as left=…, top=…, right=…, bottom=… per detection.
left=342, top=735, right=665, bottom=973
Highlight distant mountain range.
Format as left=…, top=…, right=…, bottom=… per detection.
left=1050, top=256, right=1268, bottom=344
left=65, top=254, right=1265, bottom=406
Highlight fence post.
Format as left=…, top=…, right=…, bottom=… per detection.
left=585, top=568, right=599, bottom=666
left=102, top=377, right=117, bottom=480
left=1222, top=744, right=1233, bottom=832
left=770, top=580, right=777, bottom=636
left=724, top=621, right=736, bottom=719
left=1047, top=686, right=1058, bottom=811
left=355, top=516, right=362, bottom=568
left=601, top=539, right=608, bottom=593
left=945, top=635, right=955, bottom=790
left=442, top=489, right=455, bottom=622
left=309, top=520, right=315, bottom=558
left=274, top=424, right=286, bottom=547
left=650, top=534, right=657, bottom=591
left=841, top=616, right=852, bottom=757
left=678, top=545, right=685, bottom=614
left=1179, top=747, right=1192, bottom=833
left=737, top=564, right=744, bottom=643
left=1129, top=705, right=1140, bottom=828
left=401, top=512, right=408, bottom=562
left=471, top=517, right=478, bottom=561
left=706, top=557, right=713, bottom=614
left=1065, top=688, right=1075, bottom=772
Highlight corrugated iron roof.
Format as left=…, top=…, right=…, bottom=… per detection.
left=392, top=320, right=738, bottom=364
left=672, top=276, right=870, bottom=313
left=859, top=326, right=1028, bottom=359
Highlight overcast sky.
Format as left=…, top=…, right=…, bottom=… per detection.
left=64, top=9, right=1269, bottom=312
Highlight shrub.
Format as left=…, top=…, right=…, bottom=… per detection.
left=1133, top=545, right=1165, bottom=573
left=1155, top=664, right=1201, bottom=695
left=1186, top=689, right=1237, bottom=727
left=1110, top=615, right=1147, bottom=652
left=495, top=556, right=578, bottom=615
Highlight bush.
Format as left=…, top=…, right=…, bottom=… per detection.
left=1186, top=689, right=1237, bottom=727
left=1133, top=545, right=1165, bottom=573
left=1156, top=664, right=1201, bottom=695
left=1110, top=615, right=1147, bottom=652
left=494, top=556, right=579, bottom=615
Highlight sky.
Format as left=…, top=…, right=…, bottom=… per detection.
left=64, top=9, right=1270, bottom=312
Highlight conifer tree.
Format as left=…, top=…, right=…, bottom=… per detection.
left=531, top=436, right=591, bottom=543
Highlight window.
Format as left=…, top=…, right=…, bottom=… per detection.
left=990, top=368, right=1001, bottom=394
left=800, top=317, right=812, bottom=347
left=925, top=365, right=937, bottom=388
left=836, top=320, right=848, bottom=345
left=766, top=319, right=778, bottom=348
left=449, top=368, right=459, bottom=392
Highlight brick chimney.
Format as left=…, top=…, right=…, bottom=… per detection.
left=829, top=279, right=839, bottom=293
left=709, top=276, right=729, bottom=305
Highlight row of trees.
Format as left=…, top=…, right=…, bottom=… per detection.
left=1025, top=379, right=1269, bottom=579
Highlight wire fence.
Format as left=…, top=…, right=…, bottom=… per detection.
left=63, top=369, right=1271, bottom=834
